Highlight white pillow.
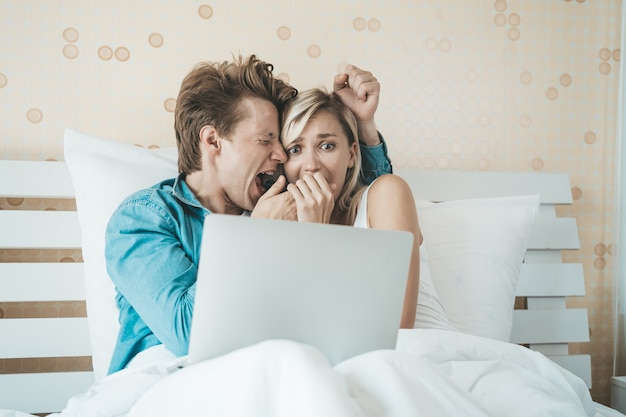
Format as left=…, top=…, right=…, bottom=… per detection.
left=64, top=128, right=178, bottom=381
left=415, top=195, right=539, bottom=342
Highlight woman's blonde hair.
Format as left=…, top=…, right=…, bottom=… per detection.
left=281, top=88, right=366, bottom=224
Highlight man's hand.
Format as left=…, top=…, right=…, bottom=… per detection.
left=251, top=176, right=297, bottom=220
left=286, top=173, right=335, bottom=223
left=333, top=64, right=380, bottom=146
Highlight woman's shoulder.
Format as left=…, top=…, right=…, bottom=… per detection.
left=368, top=173, right=412, bottom=197
left=366, top=174, right=417, bottom=215
left=365, top=174, right=420, bottom=240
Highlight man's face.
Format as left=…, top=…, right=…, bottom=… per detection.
left=217, top=97, right=287, bottom=212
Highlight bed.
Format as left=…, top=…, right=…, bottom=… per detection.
left=0, top=128, right=622, bottom=417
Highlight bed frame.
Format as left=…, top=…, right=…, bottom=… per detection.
left=0, top=160, right=590, bottom=414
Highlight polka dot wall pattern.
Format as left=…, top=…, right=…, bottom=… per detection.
left=62, top=27, right=79, bottom=60
left=26, top=108, right=43, bottom=124
left=493, top=0, right=521, bottom=42
left=599, top=47, right=621, bottom=75
left=352, top=17, right=382, bottom=32
left=307, top=44, right=322, bottom=59
left=198, top=4, right=213, bottom=19
left=0, top=0, right=621, bottom=405
left=149, top=33, right=164, bottom=48
left=97, top=46, right=131, bottom=62
left=277, top=26, right=291, bottom=40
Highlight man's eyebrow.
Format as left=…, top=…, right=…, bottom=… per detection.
left=255, top=132, right=277, bottom=140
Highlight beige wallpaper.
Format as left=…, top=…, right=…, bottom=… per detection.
left=0, top=0, right=621, bottom=406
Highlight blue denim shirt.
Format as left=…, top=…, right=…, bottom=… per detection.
left=105, top=138, right=392, bottom=374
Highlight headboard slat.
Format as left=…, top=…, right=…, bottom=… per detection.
left=0, top=371, right=95, bottom=414
left=527, top=218, right=580, bottom=250
left=395, top=169, right=573, bottom=204
left=510, top=309, right=590, bottom=344
left=0, top=263, right=85, bottom=301
left=516, top=263, right=585, bottom=297
left=0, top=211, right=82, bottom=248
left=0, top=160, right=75, bottom=198
left=548, top=355, right=592, bottom=388
left=0, top=318, right=92, bottom=358
left=523, top=250, right=564, bottom=263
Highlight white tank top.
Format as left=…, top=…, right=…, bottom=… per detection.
left=353, top=183, right=455, bottom=331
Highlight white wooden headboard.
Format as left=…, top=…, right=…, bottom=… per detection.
left=0, top=161, right=590, bottom=414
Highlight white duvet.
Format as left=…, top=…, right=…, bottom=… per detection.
left=2, top=329, right=621, bottom=417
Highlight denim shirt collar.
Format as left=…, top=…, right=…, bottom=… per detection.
left=172, top=173, right=208, bottom=213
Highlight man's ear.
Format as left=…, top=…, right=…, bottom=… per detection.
left=347, top=141, right=357, bottom=169
left=199, top=125, right=220, bottom=152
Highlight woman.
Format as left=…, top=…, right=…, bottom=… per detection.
left=280, top=88, right=422, bottom=329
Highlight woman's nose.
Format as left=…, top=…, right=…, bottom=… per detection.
left=304, top=152, right=320, bottom=172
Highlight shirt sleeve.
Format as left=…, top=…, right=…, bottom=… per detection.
left=359, top=132, right=393, bottom=185
left=105, top=199, right=197, bottom=356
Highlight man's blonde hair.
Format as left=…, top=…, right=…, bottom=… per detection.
left=175, top=54, right=298, bottom=175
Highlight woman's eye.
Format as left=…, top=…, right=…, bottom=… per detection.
left=320, top=143, right=335, bottom=151
left=287, top=146, right=300, bottom=154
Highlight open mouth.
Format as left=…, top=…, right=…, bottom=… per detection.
left=256, top=172, right=276, bottom=195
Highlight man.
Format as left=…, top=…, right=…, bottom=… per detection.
left=104, top=55, right=392, bottom=374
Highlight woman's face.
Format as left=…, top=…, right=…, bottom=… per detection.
left=283, top=110, right=356, bottom=199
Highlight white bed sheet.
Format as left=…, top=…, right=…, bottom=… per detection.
left=0, top=329, right=621, bottom=417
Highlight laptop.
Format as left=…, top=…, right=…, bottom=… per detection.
left=187, top=214, right=414, bottom=366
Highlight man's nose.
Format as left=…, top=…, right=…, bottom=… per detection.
left=272, top=143, right=287, bottom=163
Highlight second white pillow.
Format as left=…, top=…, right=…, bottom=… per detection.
left=415, top=195, right=539, bottom=342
